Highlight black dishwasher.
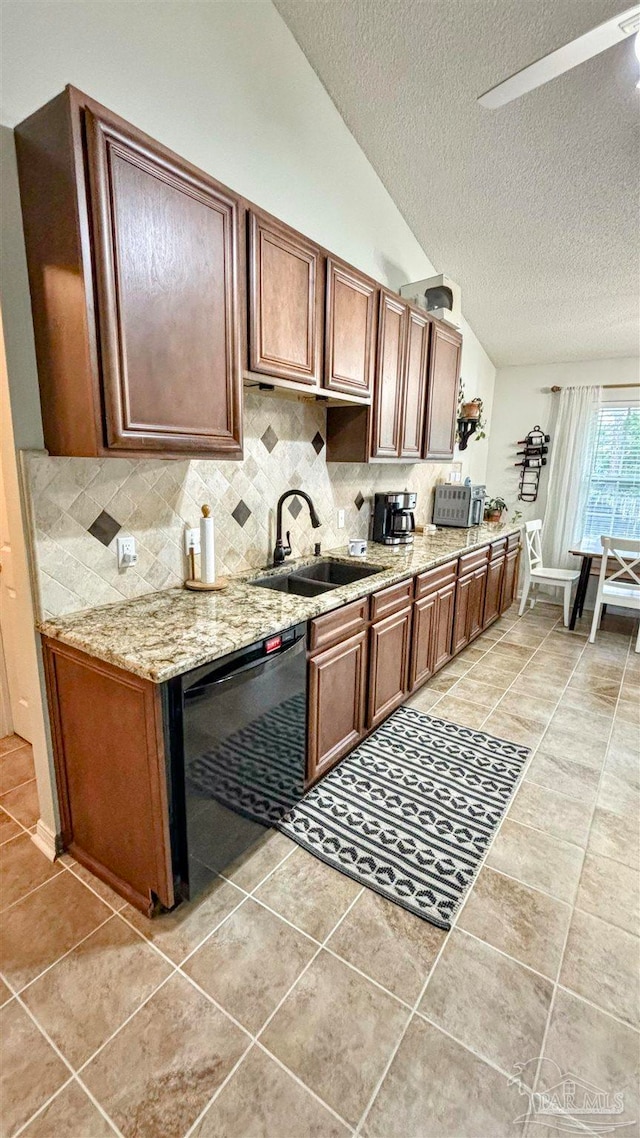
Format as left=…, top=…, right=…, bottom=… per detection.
left=165, top=622, right=307, bottom=900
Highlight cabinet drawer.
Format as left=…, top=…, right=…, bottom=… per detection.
left=370, top=579, right=413, bottom=622
left=489, top=538, right=507, bottom=560
left=507, top=532, right=521, bottom=551
left=415, top=558, right=458, bottom=598
left=458, top=546, right=490, bottom=575
left=309, top=597, right=369, bottom=654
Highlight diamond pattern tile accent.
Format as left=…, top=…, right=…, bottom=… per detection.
left=87, top=510, right=121, bottom=547
left=24, top=391, right=456, bottom=620
left=261, top=426, right=278, bottom=454
left=355, top=491, right=365, bottom=511
left=288, top=496, right=303, bottom=520
left=231, top=500, right=251, bottom=528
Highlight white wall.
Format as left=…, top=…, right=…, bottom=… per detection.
left=485, top=357, right=640, bottom=525
left=0, top=0, right=495, bottom=458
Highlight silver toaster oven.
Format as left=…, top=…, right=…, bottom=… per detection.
left=433, top=484, right=486, bottom=528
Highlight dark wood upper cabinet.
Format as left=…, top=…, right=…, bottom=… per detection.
left=423, top=321, right=462, bottom=461
left=248, top=211, right=323, bottom=386
left=371, top=291, right=405, bottom=457
left=328, top=292, right=435, bottom=463
left=400, top=308, right=430, bottom=459
left=86, top=110, right=242, bottom=455
left=324, top=259, right=377, bottom=398
left=15, top=86, right=243, bottom=459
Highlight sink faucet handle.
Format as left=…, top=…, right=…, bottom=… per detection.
left=284, top=530, right=292, bottom=556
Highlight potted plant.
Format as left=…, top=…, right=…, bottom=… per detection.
left=484, top=496, right=508, bottom=523
left=461, top=397, right=482, bottom=420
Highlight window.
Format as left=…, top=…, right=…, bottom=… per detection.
left=581, top=404, right=640, bottom=544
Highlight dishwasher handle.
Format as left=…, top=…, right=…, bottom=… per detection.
left=184, top=635, right=305, bottom=699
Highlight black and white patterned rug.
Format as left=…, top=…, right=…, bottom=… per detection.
left=187, top=701, right=529, bottom=929
left=279, top=706, right=529, bottom=928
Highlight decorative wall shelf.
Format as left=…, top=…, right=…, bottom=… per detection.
left=515, top=425, right=550, bottom=502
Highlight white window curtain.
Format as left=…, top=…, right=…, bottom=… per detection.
left=542, top=385, right=601, bottom=569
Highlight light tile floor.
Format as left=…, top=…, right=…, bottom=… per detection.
left=1, top=602, right=638, bottom=1137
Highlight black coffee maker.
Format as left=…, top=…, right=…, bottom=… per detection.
left=373, top=492, right=417, bottom=546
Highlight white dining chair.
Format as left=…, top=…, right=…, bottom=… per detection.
left=589, top=536, right=640, bottom=653
left=519, top=519, right=581, bottom=626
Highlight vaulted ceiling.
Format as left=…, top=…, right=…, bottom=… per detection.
left=274, top=0, right=640, bottom=366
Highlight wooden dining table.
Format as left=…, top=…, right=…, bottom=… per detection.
left=568, top=541, right=605, bottom=630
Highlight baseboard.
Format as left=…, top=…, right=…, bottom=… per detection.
left=31, top=819, right=63, bottom=862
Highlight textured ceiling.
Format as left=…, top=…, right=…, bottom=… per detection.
left=274, top=0, right=640, bottom=366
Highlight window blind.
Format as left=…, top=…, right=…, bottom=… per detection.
left=582, top=405, right=640, bottom=544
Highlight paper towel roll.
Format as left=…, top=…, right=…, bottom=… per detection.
left=200, top=506, right=216, bottom=584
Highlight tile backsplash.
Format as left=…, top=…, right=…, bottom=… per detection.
left=24, top=391, right=455, bottom=619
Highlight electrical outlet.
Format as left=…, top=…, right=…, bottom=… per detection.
left=184, top=527, right=201, bottom=555
left=116, top=536, right=137, bottom=569
left=337, top=509, right=345, bottom=529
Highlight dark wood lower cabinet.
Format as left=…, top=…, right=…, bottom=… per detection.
left=410, top=591, right=437, bottom=690
left=452, top=566, right=488, bottom=653
left=307, top=629, right=368, bottom=784
left=452, top=572, right=473, bottom=655
left=409, top=580, right=456, bottom=691
left=467, top=566, right=488, bottom=642
left=501, top=547, right=520, bottom=612
left=368, top=606, right=412, bottom=728
left=43, top=638, right=173, bottom=915
left=431, top=580, right=457, bottom=673
left=484, top=554, right=506, bottom=627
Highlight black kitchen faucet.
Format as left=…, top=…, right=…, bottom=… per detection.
left=273, top=490, right=321, bottom=566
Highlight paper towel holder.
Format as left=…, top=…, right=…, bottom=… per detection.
left=184, top=505, right=229, bottom=591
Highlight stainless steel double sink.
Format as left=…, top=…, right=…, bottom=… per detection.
left=249, top=558, right=381, bottom=598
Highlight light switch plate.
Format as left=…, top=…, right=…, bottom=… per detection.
left=337, top=509, right=345, bottom=529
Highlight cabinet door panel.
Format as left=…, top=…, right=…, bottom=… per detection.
left=372, top=292, right=405, bottom=457
left=468, top=566, right=488, bottom=642
left=400, top=309, right=429, bottom=458
left=308, top=630, right=367, bottom=783
left=325, top=260, right=377, bottom=397
left=43, top=640, right=173, bottom=914
left=484, top=556, right=505, bottom=627
left=86, top=110, right=242, bottom=455
left=432, top=582, right=456, bottom=671
left=248, top=212, right=322, bottom=385
left=501, top=548, right=520, bottom=613
left=452, top=573, right=472, bottom=654
left=424, top=322, right=462, bottom=460
left=410, top=593, right=437, bottom=691
left=368, top=607, right=412, bottom=728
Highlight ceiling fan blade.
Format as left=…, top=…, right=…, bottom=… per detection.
left=478, top=4, right=640, bottom=108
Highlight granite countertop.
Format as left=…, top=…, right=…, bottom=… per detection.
left=39, top=524, right=519, bottom=683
